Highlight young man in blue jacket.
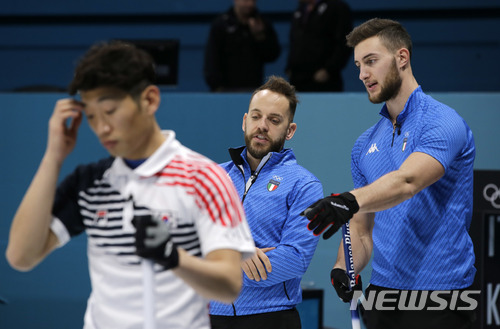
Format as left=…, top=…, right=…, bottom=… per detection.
left=302, top=19, right=476, bottom=329
left=209, top=75, right=324, bottom=328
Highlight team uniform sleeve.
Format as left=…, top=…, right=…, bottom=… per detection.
left=193, top=163, right=255, bottom=259
left=50, top=158, right=113, bottom=247
left=351, top=133, right=369, bottom=189
left=50, top=165, right=89, bottom=245
left=414, top=109, right=468, bottom=172
left=243, top=178, right=323, bottom=287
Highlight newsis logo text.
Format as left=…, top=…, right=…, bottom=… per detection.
left=350, top=289, right=480, bottom=311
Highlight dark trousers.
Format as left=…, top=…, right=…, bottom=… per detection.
left=210, top=308, right=301, bottom=329
left=361, top=284, right=477, bottom=329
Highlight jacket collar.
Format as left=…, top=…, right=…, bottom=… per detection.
left=228, top=146, right=296, bottom=169
left=379, top=85, right=424, bottom=125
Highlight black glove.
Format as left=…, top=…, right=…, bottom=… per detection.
left=132, top=214, right=179, bottom=270
left=331, top=268, right=362, bottom=303
left=301, top=192, right=359, bottom=239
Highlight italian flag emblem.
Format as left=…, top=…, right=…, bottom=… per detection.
left=267, top=179, right=280, bottom=192
left=402, top=137, right=408, bottom=152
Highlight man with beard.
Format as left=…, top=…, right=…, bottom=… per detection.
left=209, top=75, right=323, bottom=328
left=204, top=0, right=281, bottom=92
left=301, top=19, right=476, bottom=329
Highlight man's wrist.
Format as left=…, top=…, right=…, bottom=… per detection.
left=156, top=245, right=179, bottom=270
left=340, top=192, right=360, bottom=214
left=333, top=264, right=346, bottom=271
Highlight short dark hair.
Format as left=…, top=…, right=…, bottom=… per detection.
left=252, top=75, right=299, bottom=121
left=346, top=18, right=413, bottom=59
left=68, top=41, right=156, bottom=96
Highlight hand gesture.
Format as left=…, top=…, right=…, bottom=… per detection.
left=133, top=214, right=179, bottom=270
left=248, top=17, right=266, bottom=41
left=331, top=268, right=363, bottom=303
left=241, top=247, right=275, bottom=281
left=301, top=192, right=359, bottom=239
left=46, top=99, right=84, bottom=164
left=314, top=68, right=330, bottom=83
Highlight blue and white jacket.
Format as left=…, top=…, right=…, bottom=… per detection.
left=209, top=146, right=323, bottom=316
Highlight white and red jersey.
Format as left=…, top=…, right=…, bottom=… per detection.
left=50, top=130, right=255, bottom=329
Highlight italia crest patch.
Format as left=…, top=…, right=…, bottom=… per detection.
left=267, top=179, right=280, bottom=192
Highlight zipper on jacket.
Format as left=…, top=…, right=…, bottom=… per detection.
left=239, top=152, right=272, bottom=202
left=230, top=152, right=273, bottom=315
left=283, top=282, right=290, bottom=300
left=232, top=303, right=237, bottom=316
left=242, top=174, right=256, bottom=202
left=391, top=122, right=401, bottom=147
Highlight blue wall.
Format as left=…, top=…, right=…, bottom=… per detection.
left=1, top=0, right=496, bottom=15
left=1, top=91, right=499, bottom=329
left=0, top=1, right=499, bottom=92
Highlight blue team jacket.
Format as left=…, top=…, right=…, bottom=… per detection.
left=209, top=146, right=323, bottom=316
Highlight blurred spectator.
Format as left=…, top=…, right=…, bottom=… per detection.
left=204, top=0, right=281, bottom=92
left=286, top=0, right=353, bottom=92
